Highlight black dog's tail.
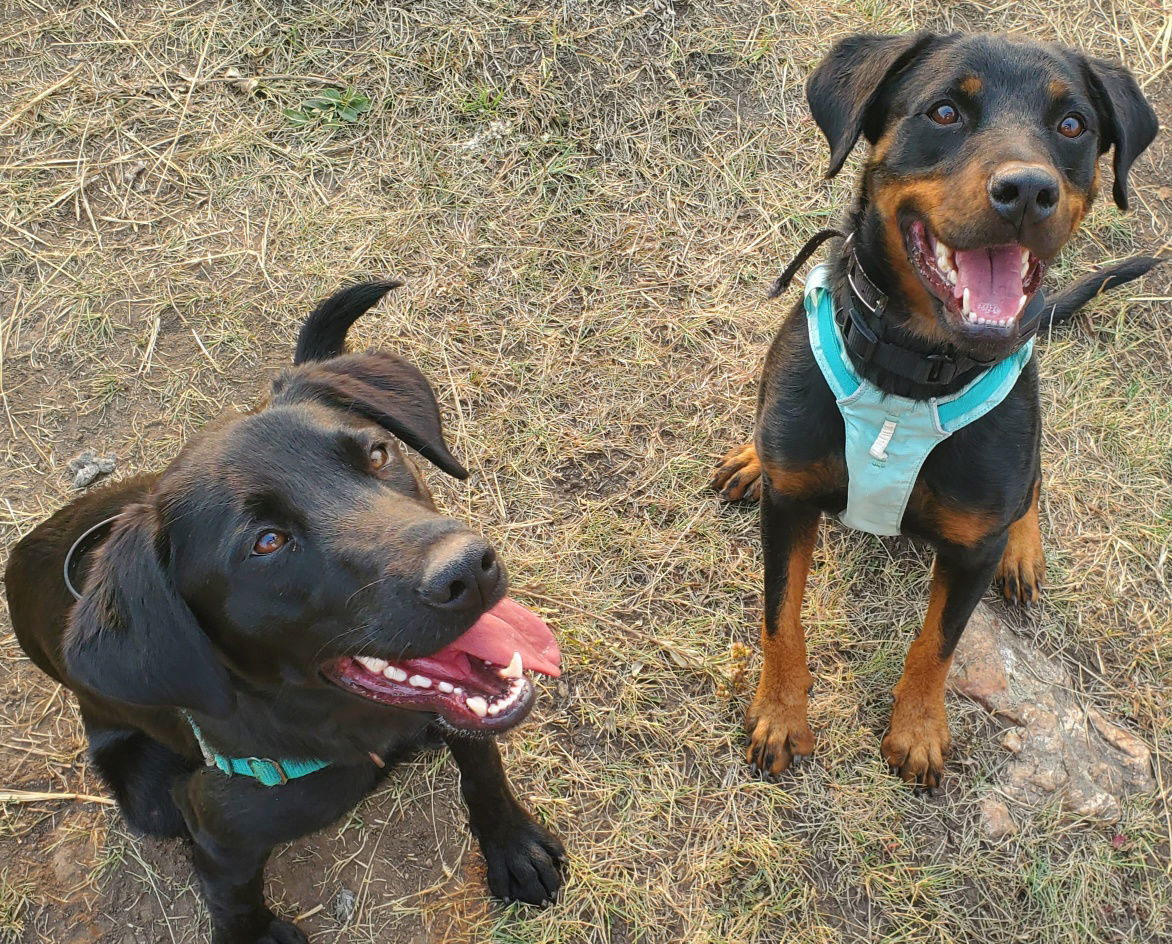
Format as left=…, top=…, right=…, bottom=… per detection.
left=293, top=280, right=404, bottom=365
left=1041, top=255, right=1163, bottom=329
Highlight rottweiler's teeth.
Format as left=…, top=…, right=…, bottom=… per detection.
left=357, top=656, right=387, bottom=674
left=384, top=666, right=408, bottom=683
left=1020, top=248, right=1030, bottom=279
left=962, top=287, right=971, bottom=317
left=1015, top=294, right=1028, bottom=318
left=408, top=674, right=432, bottom=688
left=499, top=651, right=523, bottom=680
left=437, top=681, right=454, bottom=693
left=935, top=240, right=955, bottom=276
left=466, top=696, right=488, bottom=718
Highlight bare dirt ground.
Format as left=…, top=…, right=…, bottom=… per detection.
left=1, top=2, right=1169, bottom=942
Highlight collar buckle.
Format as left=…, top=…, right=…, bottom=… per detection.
left=246, top=758, right=289, bottom=785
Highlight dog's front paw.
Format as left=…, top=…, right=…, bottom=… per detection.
left=711, top=442, right=762, bottom=502
left=882, top=698, right=951, bottom=795
left=479, top=816, right=565, bottom=906
left=745, top=697, right=814, bottom=777
left=997, top=538, right=1045, bottom=605
left=213, top=917, right=307, bottom=944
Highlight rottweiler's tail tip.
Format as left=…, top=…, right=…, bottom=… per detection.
left=1043, top=254, right=1163, bottom=329
left=293, top=280, right=404, bottom=365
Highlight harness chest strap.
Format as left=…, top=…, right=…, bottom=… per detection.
left=803, top=264, right=1034, bottom=537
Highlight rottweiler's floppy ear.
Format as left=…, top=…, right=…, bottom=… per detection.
left=272, top=353, right=469, bottom=479
left=66, top=504, right=235, bottom=718
left=1082, top=56, right=1158, bottom=210
left=806, top=32, right=943, bottom=178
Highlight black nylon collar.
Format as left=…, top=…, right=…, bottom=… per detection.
left=840, top=235, right=1047, bottom=388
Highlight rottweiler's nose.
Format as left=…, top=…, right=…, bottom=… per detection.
left=418, top=534, right=502, bottom=612
left=988, top=163, right=1059, bottom=228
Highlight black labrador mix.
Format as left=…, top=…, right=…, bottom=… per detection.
left=4, top=282, right=564, bottom=943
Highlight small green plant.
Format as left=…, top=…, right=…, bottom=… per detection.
left=283, top=87, right=371, bottom=129
left=458, top=86, right=504, bottom=117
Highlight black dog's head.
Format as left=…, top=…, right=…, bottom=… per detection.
left=64, top=283, right=559, bottom=733
left=807, top=33, right=1157, bottom=358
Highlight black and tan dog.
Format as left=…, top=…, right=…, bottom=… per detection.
left=5, top=284, right=564, bottom=943
left=712, top=33, right=1159, bottom=791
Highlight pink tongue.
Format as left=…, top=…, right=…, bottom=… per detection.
left=953, top=245, right=1024, bottom=320
left=445, top=597, right=561, bottom=677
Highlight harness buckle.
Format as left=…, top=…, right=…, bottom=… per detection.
left=922, top=352, right=956, bottom=385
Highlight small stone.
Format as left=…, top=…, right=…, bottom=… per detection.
left=332, top=887, right=356, bottom=924
left=68, top=450, right=117, bottom=489
left=979, top=797, right=1018, bottom=839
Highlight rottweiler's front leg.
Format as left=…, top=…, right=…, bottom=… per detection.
left=997, top=479, right=1045, bottom=605
left=444, top=732, right=564, bottom=905
left=189, top=838, right=304, bottom=944
left=882, top=535, right=1006, bottom=793
left=746, top=485, right=820, bottom=776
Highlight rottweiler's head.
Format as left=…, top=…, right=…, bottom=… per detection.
left=807, top=33, right=1157, bottom=358
left=65, top=284, right=559, bottom=735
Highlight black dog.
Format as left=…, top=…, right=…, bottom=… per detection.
left=711, top=34, right=1158, bottom=791
left=5, top=283, right=564, bottom=943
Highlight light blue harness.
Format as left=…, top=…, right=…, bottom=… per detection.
left=804, top=264, right=1034, bottom=536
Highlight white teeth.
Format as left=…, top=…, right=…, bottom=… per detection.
left=488, top=703, right=502, bottom=716
left=935, top=239, right=955, bottom=276
left=408, top=674, right=432, bottom=688
left=1020, top=248, right=1030, bottom=279
left=499, top=651, right=523, bottom=680
left=466, top=696, right=488, bottom=718
left=962, top=287, right=971, bottom=317
left=437, top=681, right=454, bottom=693
left=384, top=666, right=408, bottom=683
left=357, top=656, right=387, bottom=674
left=1016, top=294, right=1028, bottom=318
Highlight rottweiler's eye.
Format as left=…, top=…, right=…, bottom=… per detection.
left=369, top=445, right=390, bottom=471
left=1058, top=113, right=1086, bottom=138
left=927, top=101, right=959, bottom=125
left=252, top=531, right=288, bottom=555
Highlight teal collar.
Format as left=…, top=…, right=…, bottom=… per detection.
left=184, top=714, right=330, bottom=787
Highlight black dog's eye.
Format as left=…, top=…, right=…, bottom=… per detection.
left=252, top=531, right=288, bottom=556
left=1058, top=113, right=1086, bottom=138
left=927, top=101, right=960, bottom=125
left=369, top=444, right=390, bottom=471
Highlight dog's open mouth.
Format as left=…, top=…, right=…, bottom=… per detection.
left=321, top=597, right=561, bottom=733
left=906, top=220, right=1045, bottom=334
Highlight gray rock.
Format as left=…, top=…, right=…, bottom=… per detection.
left=68, top=450, right=117, bottom=488
left=949, top=604, right=1154, bottom=829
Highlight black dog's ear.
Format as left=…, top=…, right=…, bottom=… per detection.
left=272, top=352, right=468, bottom=479
left=293, top=280, right=405, bottom=366
left=1081, top=56, right=1158, bottom=210
left=66, top=504, right=235, bottom=718
left=806, top=32, right=943, bottom=178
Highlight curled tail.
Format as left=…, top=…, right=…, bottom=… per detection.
left=1042, top=255, right=1162, bottom=329
left=293, top=280, right=403, bottom=365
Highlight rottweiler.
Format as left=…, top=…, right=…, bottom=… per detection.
left=4, top=284, right=564, bottom=943
left=711, top=33, right=1159, bottom=792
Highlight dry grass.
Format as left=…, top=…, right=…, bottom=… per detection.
left=0, top=1, right=1170, bottom=942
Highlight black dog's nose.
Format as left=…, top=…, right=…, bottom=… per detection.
left=417, top=535, right=502, bottom=611
left=988, top=164, right=1060, bottom=228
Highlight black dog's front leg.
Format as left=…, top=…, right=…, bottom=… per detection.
left=189, top=836, right=304, bottom=944
left=443, top=731, right=564, bottom=905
